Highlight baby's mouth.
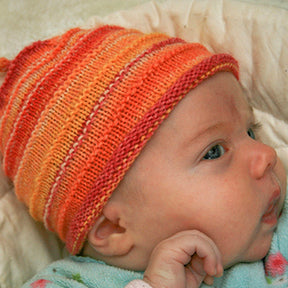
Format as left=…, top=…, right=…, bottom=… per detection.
left=262, top=188, right=281, bottom=226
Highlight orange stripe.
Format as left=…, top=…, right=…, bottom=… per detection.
left=28, top=28, right=141, bottom=226
left=51, top=32, right=171, bottom=238
left=0, top=40, right=57, bottom=151
left=57, top=42, right=210, bottom=241
left=12, top=28, right=102, bottom=206
left=2, top=28, right=84, bottom=179
left=16, top=27, right=135, bottom=223
left=68, top=55, right=238, bottom=254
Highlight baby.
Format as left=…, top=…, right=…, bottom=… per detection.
left=0, top=25, right=287, bottom=288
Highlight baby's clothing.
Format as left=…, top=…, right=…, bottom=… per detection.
left=21, top=256, right=148, bottom=288
left=23, top=186, right=288, bottom=288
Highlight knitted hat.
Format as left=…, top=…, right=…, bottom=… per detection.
left=0, top=25, right=238, bottom=254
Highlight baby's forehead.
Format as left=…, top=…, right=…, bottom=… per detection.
left=148, top=73, right=250, bottom=148
left=175, top=73, right=251, bottom=121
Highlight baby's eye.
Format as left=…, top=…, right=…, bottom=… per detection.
left=247, top=127, right=256, bottom=140
left=247, top=122, right=262, bottom=140
left=203, top=144, right=225, bottom=160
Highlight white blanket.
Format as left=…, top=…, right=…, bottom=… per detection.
left=0, top=1, right=287, bottom=287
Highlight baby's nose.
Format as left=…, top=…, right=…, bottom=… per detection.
left=249, top=141, right=277, bottom=180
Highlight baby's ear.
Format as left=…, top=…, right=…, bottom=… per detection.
left=87, top=207, right=133, bottom=257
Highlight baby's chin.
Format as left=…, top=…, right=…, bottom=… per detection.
left=223, top=236, right=273, bottom=269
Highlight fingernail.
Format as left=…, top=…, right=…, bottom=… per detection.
left=216, top=265, right=223, bottom=277
left=204, top=276, right=214, bottom=286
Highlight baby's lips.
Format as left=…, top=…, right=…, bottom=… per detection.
left=262, top=185, right=281, bottom=225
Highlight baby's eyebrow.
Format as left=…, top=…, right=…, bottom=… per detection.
left=184, top=122, right=227, bottom=147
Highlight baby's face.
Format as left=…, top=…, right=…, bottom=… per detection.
left=115, top=72, right=287, bottom=269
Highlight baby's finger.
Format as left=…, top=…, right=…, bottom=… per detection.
left=187, top=255, right=222, bottom=287
left=185, top=264, right=207, bottom=287
left=189, top=255, right=206, bottom=276
left=203, top=275, right=215, bottom=286
left=183, top=232, right=222, bottom=277
left=144, top=230, right=223, bottom=288
left=191, top=252, right=223, bottom=279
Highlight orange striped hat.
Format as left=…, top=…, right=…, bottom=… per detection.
left=0, top=25, right=238, bottom=254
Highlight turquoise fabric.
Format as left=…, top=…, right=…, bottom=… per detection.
left=22, top=256, right=143, bottom=288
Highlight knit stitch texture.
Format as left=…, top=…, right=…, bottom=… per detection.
left=0, top=25, right=238, bottom=254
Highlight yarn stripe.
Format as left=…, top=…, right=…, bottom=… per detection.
left=52, top=38, right=188, bottom=239
left=1, top=28, right=82, bottom=149
left=0, top=38, right=59, bottom=112
left=29, top=29, right=147, bottom=228
left=57, top=44, right=210, bottom=240
left=0, top=39, right=59, bottom=150
left=26, top=27, right=147, bottom=223
left=68, top=54, right=239, bottom=253
left=41, top=30, right=171, bottom=231
left=53, top=39, right=196, bottom=239
left=13, top=27, right=118, bottom=205
left=9, top=28, right=88, bottom=203
left=2, top=28, right=85, bottom=179
left=47, top=33, right=183, bottom=236
left=6, top=27, right=113, bottom=181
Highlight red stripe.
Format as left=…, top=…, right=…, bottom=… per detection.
left=1, top=29, right=82, bottom=177
left=67, top=54, right=238, bottom=253
left=4, top=26, right=119, bottom=179
left=47, top=37, right=185, bottom=232
left=0, top=40, right=55, bottom=110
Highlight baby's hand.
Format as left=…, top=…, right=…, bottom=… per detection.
left=143, top=230, right=223, bottom=288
